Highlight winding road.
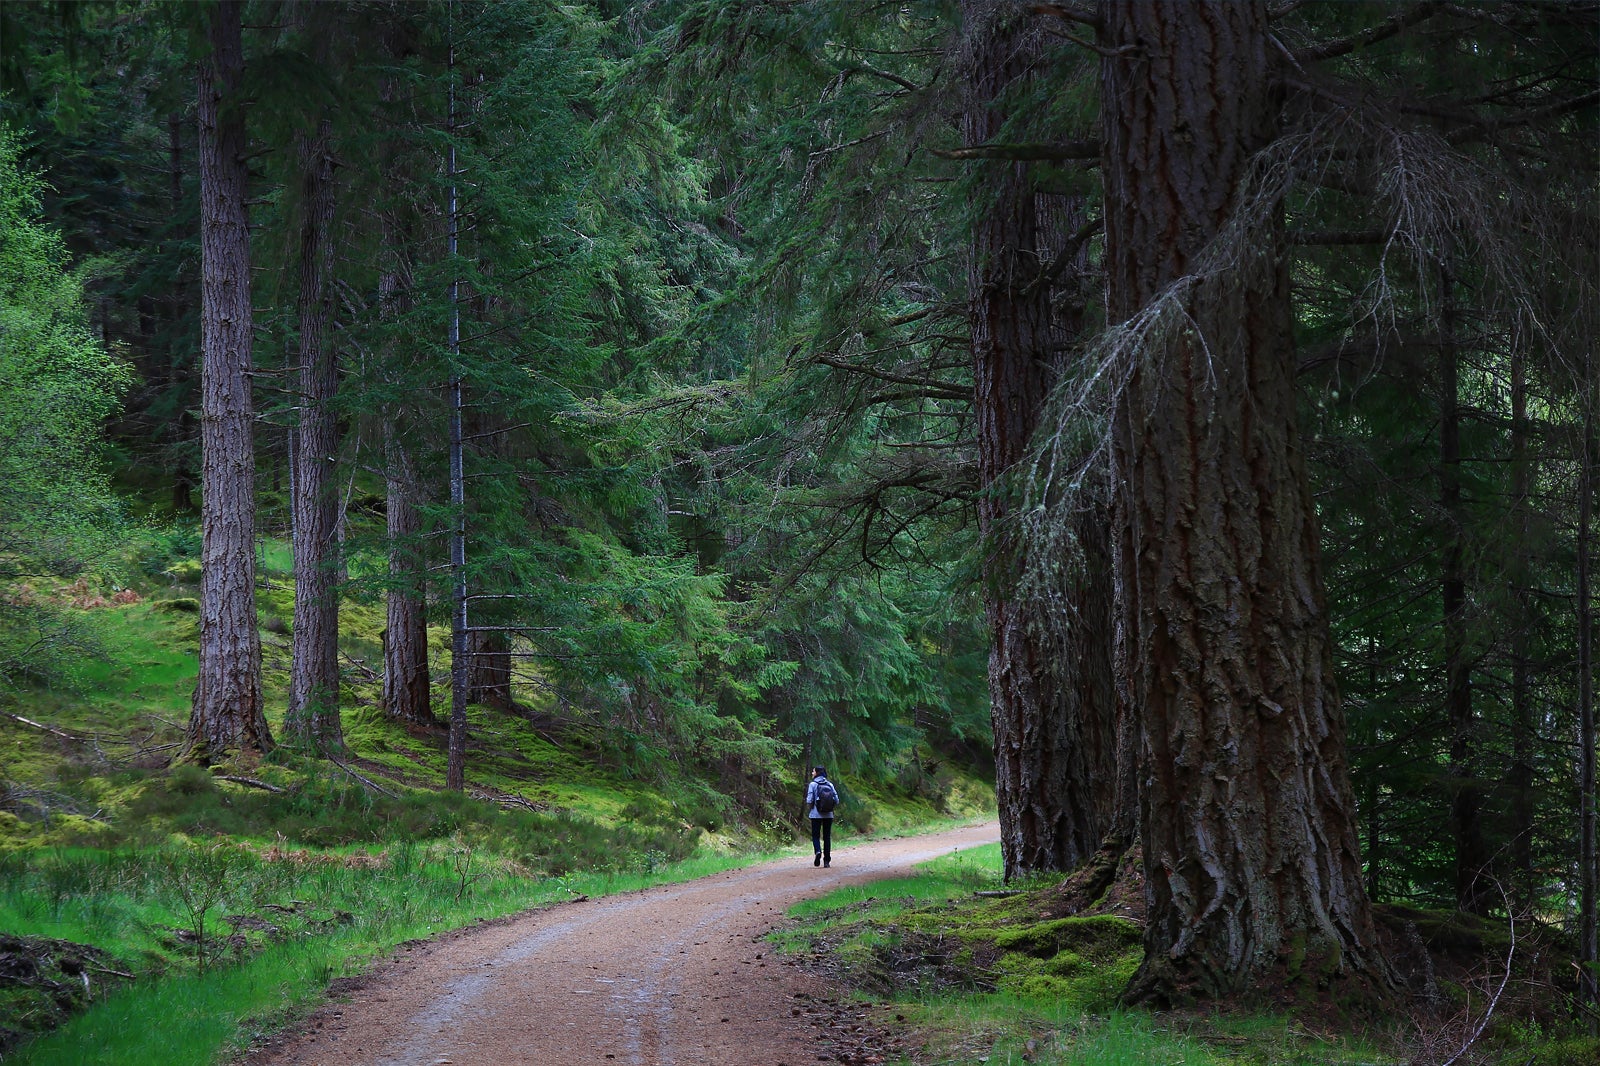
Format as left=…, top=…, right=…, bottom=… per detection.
left=247, top=820, right=999, bottom=1066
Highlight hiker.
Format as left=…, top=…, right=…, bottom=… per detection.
left=806, top=765, right=837, bottom=867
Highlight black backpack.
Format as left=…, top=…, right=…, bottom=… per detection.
left=813, top=778, right=838, bottom=814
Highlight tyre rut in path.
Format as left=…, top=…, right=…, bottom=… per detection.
left=248, top=821, right=1000, bottom=1066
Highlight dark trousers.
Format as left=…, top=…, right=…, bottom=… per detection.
left=810, top=817, right=832, bottom=859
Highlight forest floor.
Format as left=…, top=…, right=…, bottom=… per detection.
left=244, top=820, right=1000, bottom=1066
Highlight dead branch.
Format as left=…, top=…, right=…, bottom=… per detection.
left=327, top=757, right=400, bottom=800
left=812, top=354, right=970, bottom=401
left=2, top=711, right=84, bottom=742
left=213, top=774, right=286, bottom=794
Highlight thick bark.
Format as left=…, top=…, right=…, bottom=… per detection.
left=383, top=429, right=435, bottom=726
left=185, top=0, right=270, bottom=762
left=286, top=119, right=344, bottom=752
left=1437, top=260, right=1489, bottom=914
left=1099, top=0, right=1385, bottom=1003
left=963, top=0, right=1117, bottom=880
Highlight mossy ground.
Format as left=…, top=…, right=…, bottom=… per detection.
left=773, top=846, right=1582, bottom=1066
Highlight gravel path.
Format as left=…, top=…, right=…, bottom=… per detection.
left=246, top=821, right=999, bottom=1066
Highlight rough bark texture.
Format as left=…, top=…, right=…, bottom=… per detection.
left=185, top=0, right=270, bottom=762
left=286, top=119, right=344, bottom=752
left=383, top=429, right=434, bottom=726
left=963, top=0, right=1117, bottom=880
left=1099, top=0, right=1385, bottom=1003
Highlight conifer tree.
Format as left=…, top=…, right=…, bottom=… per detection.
left=186, top=0, right=270, bottom=762
left=1096, top=0, right=1386, bottom=1003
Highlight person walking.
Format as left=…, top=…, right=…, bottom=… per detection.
left=806, top=766, right=838, bottom=868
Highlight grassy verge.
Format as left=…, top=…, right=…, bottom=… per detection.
left=2, top=802, right=991, bottom=1065
left=775, top=845, right=1413, bottom=1066
left=1, top=531, right=998, bottom=1062
left=3, top=835, right=810, bottom=1066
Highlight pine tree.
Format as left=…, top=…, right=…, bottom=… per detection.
left=1097, top=0, right=1385, bottom=1003
left=186, top=0, right=270, bottom=763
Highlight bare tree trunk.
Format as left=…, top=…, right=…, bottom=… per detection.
left=1099, top=0, right=1386, bottom=1004
left=286, top=119, right=344, bottom=752
left=383, top=428, right=434, bottom=725
left=1579, top=346, right=1597, bottom=1021
left=962, top=0, right=1115, bottom=879
left=185, top=0, right=270, bottom=763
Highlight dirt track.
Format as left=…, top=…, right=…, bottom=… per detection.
left=246, top=821, right=999, bottom=1066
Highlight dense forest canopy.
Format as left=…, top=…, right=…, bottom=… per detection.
left=0, top=0, right=1596, bottom=1013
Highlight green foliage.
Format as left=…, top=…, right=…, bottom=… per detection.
left=0, top=123, right=129, bottom=697
left=0, top=125, right=127, bottom=567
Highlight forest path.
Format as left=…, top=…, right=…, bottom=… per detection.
left=246, top=820, right=1000, bottom=1066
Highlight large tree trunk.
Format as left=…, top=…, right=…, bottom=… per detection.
left=286, top=119, right=344, bottom=752
left=1099, top=0, right=1385, bottom=1003
left=962, top=0, right=1116, bottom=880
left=185, top=0, right=270, bottom=762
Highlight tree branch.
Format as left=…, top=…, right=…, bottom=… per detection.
left=1446, top=88, right=1600, bottom=144
left=1294, top=1, right=1444, bottom=64
left=931, top=140, right=1099, bottom=162
left=1030, top=2, right=1098, bottom=29
left=814, top=354, right=970, bottom=401
left=838, top=63, right=919, bottom=94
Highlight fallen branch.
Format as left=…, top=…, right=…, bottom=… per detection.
left=2, top=711, right=84, bottom=742
left=88, top=965, right=135, bottom=980
left=213, top=775, right=286, bottom=794
left=328, top=757, right=400, bottom=799
left=973, top=890, right=1025, bottom=898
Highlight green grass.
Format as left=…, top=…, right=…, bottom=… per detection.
left=777, top=847, right=1408, bottom=1066
left=0, top=533, right=997, bottom=1061
left=4, top=837, right=812, bottom=1066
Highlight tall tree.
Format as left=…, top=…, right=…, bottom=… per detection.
left=185, top=0, right=270, bottom=763
left=285, top=114, right=343, bottom=751
left=961, top=0, right=1114, bottom=878
left=1098, top=0, right=1384, bottom=1002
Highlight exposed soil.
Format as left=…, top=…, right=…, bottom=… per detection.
left=245, top=821, right=999, bottom=1066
